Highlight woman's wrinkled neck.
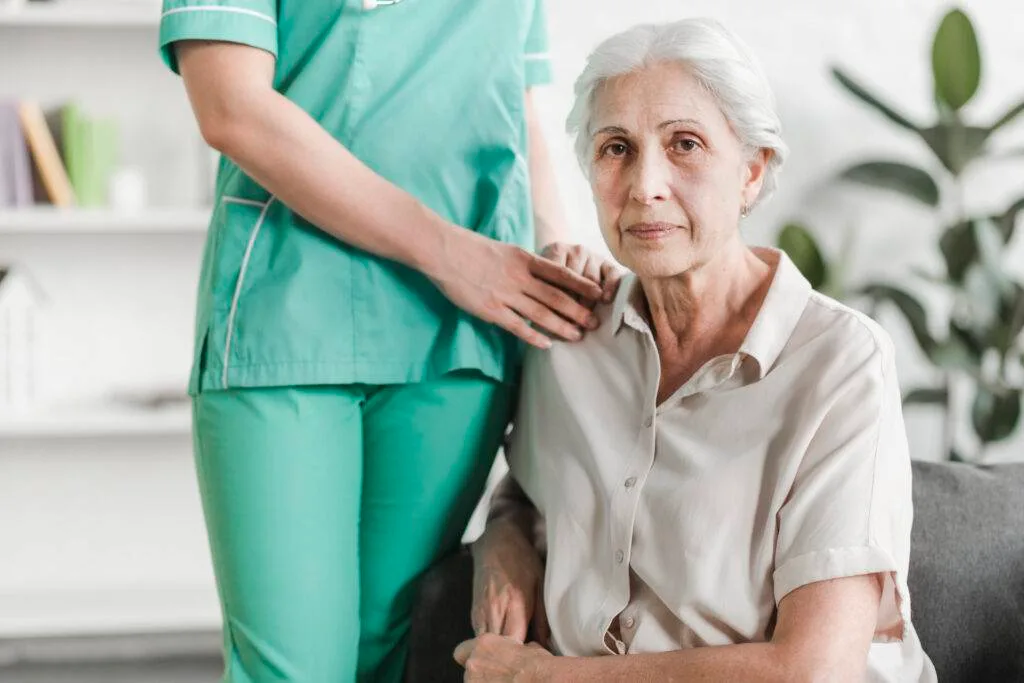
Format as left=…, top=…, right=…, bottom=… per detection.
left=638, top=236, right=773, bottom=357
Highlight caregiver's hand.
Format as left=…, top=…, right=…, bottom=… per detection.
left=430, top=229, right=604, bottom=350
left=454, top=634, right=553, bottom=683
left=539, top=242, right=624, bottom=306
left=471, top=519, right=548, bottom=646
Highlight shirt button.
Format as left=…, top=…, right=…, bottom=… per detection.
left=623, top=616, right=636, bottom=629
left=615, top=549, right=625, bottom=564
left=643, top=416, right=653, bottom=428
left=624, top=477, right=637, bottom=489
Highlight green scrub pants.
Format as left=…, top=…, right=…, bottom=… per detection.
left=191, top=372, right=513, bottom=683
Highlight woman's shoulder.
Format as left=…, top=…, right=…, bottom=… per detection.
left=787, top=289, right=897, bottom=381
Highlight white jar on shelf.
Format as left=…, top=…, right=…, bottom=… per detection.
left=0, top=266, right=43, bottom=414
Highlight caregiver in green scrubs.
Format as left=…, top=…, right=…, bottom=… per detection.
left=158, top=0, right=618, bottom=681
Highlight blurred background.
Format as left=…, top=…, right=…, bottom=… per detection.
left=0, top=0, right=1021, bottom=680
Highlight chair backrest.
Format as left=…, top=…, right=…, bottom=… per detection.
left=909, top=461, right=1024, bottom=683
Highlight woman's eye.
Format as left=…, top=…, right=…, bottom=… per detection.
left=602, top=142, right=629, bottom=158
left=673, top=138, right=698, bottom=152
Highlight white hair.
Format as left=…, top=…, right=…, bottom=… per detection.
left=566, top=18, right=788, bottom=208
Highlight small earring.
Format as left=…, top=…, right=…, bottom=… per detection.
left=740, top=204, right=749, bottom=218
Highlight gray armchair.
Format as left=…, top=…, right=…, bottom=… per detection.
left=407, top=461, right=1024, bottom=683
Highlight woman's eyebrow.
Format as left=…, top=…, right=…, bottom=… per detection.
left=592, top=125, right=630, bottom=137
left=659, top=118, right=704, bottom=130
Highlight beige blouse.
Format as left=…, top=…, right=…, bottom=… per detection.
left=506, top=249, right=936, bottom=682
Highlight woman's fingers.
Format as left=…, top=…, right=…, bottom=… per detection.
left=471, top=604, right=486, bottom=636
left=487, top=589, right=508, bottom=636
left=529, top=255, right=604, bottom=302
left=533, top=583, right=550, bottom=648
left=582, top=255, right=603, bottom=291
left=453, top=639, right=475, bottom=666
left=501, top=595, right=529, bottom=644
left=600, top=261, right=623, bottom=303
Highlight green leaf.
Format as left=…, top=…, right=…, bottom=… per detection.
left=971, top=386, right=1021, bottom=443
left=861, top=283, right=936, bottom=355
left=963, top=263, right=1004, bottom=330
left=997, top=195, right=1024, bottom=243
left=932, top=9, right=981, bottom=111
left=839, top=161, right=941, bottom=206
left=972, top=218, right=1008, bottom=281
left=989, top=97, right=1024, bottom=134
left=903, top=387, right=949, bottom=405
left=940, top=220, right=976, bottom=283
left=950, top=319, right=985, bottom=359
left=988, top=282, right=1024, bottom=355
left=777, top=223, right=828, bottom=291
left=918, top=123, right=990, bottom=175
left=830, top=67, right=921, bottom=132
left=940, top=201, right=1024, bottom=284
left=929, top=337, right=978, bottom=371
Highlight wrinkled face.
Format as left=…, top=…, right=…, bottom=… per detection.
left=588, top=61, right=768, bottom=277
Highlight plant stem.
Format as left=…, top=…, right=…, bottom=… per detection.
left=942, top=372, right=955, bottom=460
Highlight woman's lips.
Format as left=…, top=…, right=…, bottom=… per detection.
left=625, top=222, right=679, bottom=241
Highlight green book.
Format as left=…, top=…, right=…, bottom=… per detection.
left=61, top=104, right=119, bottom=207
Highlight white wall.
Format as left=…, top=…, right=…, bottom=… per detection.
left=2, top=0, right=1023, bottom=639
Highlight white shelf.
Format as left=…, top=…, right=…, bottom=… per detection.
left=0, top=1, right=160, bottom=28
left=0, top=402, right=192, bottom=438
left=0, top=584, right=220, bottom=637
left=0, top=208, right=210, bottom=234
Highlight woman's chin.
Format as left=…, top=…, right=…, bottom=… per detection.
left=617, top=241, right=693, bottom=279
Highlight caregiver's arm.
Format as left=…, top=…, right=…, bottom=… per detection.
left=545, top=574, right=882, bottom=683
left=175, top=41, right=603, bottom=348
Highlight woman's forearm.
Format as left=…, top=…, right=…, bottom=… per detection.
left=482, top=473, right=544, bottom=551
left=541, top=642, right=802, bottom=683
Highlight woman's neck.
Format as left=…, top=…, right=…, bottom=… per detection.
left=639, top=240, right=774, bottom=397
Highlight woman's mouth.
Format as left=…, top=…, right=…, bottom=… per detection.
left=625, top=222, right=679, bottom=241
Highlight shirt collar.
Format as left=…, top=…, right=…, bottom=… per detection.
left=608, top=247, right=812, bottom=379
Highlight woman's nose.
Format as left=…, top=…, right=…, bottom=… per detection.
left=628, top=152, right=671, bottom=205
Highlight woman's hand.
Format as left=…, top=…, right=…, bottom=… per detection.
left=431, top=230, right=605, bottom=349
left=539, top=242, right=623, bottom=305
left=454, top=634, right=553, bottom=683
left=471, top=519, right=548, bottom=646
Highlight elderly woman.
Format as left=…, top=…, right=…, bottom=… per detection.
left=454, top=18, right=936, bottom=683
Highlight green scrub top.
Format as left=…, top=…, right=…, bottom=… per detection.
left=158, top=0, right=553, bottom=395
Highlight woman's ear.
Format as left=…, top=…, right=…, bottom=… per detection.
left=742, top=148, right=772, bottom=206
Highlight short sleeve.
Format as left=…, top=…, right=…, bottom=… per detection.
left=159, top=0, right=278, bottom=74
left=773, top=335, right=914, bottom=643
left=523, top=0, right=553, bottom=87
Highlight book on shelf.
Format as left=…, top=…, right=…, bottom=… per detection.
left=0, top=99, right=122, bottom=212
left=18, top=100, right=76, bottom=207
left=0, top=101, right=34, bottom=208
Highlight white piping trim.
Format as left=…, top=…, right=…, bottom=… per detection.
left=161, top=6, right=276, bottom=26
left=221, top=196, right=275, bottom=388
left=524, top=52, right=551, bottom=61
left=222, top=195, right=269, bottom=208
